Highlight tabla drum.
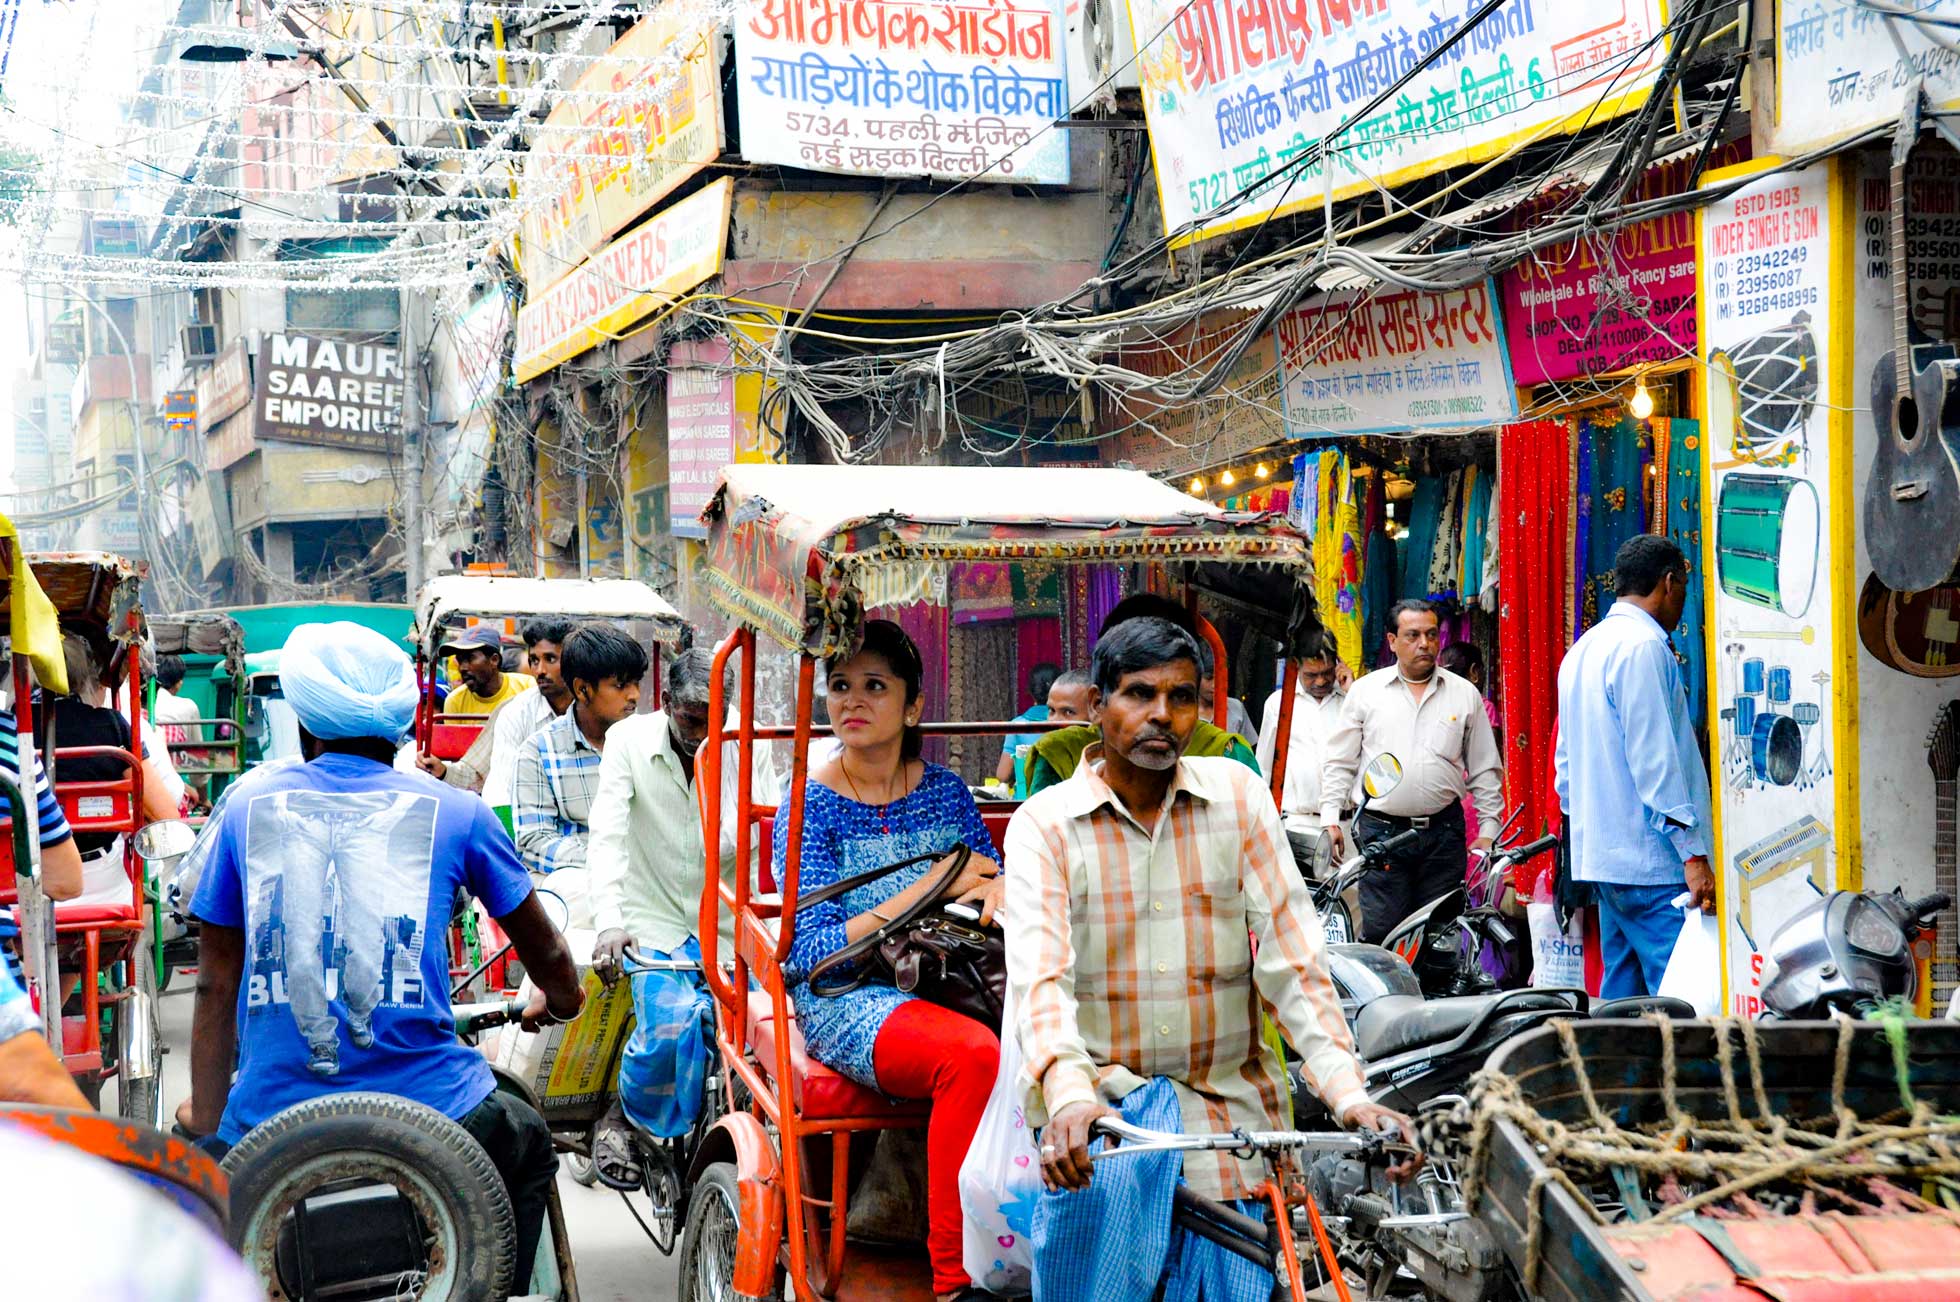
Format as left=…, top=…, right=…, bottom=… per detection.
left=1734, top=696, right=1758, bottom=736
left=1767, top=666, right=1793, bottom=703
left=1716, top=473, right=1820, bottom=618
left=1749, top=712, right=1803, bottom=786
left=1742, top=658, right=1766, bottom=694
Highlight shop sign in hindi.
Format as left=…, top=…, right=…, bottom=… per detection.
left=196, top=339, right=253, bottom=434
left=667, top=338, right=738, bottom=537
left=735, top=0, right=1070, bottom=184
left=253, top=333, right=404, bottom=453
left=1775, top=2, right=1960, bottom=156
left=1129, top=0, right=1667, bottom=243
left=516, top=11, right=724, bottom=294
left=1275, top=280, right=1517, bottom=435
left=513, top=178, right=734, bottom=383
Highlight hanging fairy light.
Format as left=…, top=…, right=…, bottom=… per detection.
left=1221, top=469, right=1236, bottom=487
left=1189, top=476, right=1205, bottom=493
left=1254, top=462, right=1271, bottom=479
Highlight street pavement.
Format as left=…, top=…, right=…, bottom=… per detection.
left=147, top=975, right=684, bottom=1300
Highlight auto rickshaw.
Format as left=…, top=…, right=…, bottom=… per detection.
left=685, top=464, right=1328, bottom=1301
left=0, top=550, right=165, bottom=1124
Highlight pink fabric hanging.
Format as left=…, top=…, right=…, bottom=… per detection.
left=1497, top=419, right=1571, bottom=887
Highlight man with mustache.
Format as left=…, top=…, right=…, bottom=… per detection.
left=1320, top=599, right=1502, bottom=944
left=1003, top=616, right=1413, bottom=1298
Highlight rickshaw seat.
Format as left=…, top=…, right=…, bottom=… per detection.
left=53, top=901, right=139, bottom=927
left=428, top=719, right=483, bottom=762
left=745, top=991, right=927, bottom=1124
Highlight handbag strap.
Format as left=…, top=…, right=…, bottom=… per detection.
left=804, top=844, right=972, bottom=998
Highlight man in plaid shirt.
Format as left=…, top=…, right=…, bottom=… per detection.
left=512, top=624, right=648, bottom=876
left=1004, top=617, right=1415, bottom=1293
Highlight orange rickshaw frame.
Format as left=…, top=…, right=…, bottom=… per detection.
left=686, top=464, right=1339, bottom=1302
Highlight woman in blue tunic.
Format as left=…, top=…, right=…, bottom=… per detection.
left=776, top=619, right=1002, bottom=1302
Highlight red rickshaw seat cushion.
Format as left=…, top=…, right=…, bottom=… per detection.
left=429, top=720, right=482, bottom=762
left=53, top=901, right=139, bottom=926
left=744, top=991, right=926, bottom=1124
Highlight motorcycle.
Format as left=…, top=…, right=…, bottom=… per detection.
left=1374, top=824, right=1559, bottom=1000
left=1757, top=886, right=1952, bottom=1018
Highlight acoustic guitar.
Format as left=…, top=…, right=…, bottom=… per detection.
left=1864, top=89, right=1960, bottom=592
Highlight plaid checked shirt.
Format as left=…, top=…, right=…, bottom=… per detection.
left=1003, top=751, right=1369, bottom=1200
left=511, top=708, right=605, bottom=873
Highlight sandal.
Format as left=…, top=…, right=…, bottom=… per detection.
left=591, top=1106, right=642, bottom=1192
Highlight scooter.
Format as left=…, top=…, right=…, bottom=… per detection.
left=1757, top=886, right=1952, bottom=1018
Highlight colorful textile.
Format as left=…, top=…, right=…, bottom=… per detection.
left=1497, top=421, right=1572, bottom=881
left=778, top=764, right=996, bottom=1087
left=1481, top=469, right=1502, bottom=609
left=1362, top=526, right=1397, bottom=670
left=1004, top=755, right=1367, bottom=1200
left=1428, top=469, right=1464, bottom=600
left=0, top=512, right=66, bottom=694
left=1400, top=476, right=1443, bottom=600
left=1460, top=466, right=1492, bottom=605
left=1016, top=617, right=1063, bottom=709
left=1310, top=450, right=1364, bottom=672
left=952, top=562, right=1015, bottom=624
left=1581, top=417, right=1647, bottom=633
left=1029, top=1077, right=1273, bottom=1302
left=618, top=938, right=714, bottom=1138
left=1655, top=418, right=1708, bottom=724
left=442, top=672, right=536, bottom=719
left=511, top=709, right=604, bottom=873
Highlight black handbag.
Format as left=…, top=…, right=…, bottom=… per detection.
left=797, top=844, right=1007, bottom=1029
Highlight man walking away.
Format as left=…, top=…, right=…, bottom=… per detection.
left=1321, top=600, right=1502, bottom=943
left=1256, top=632, right=1347, bottom=876
left=511, top=623, right=646, bottom=876
left=1555, top=535, right=1714, bottom=998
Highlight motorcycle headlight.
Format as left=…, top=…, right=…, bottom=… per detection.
left=1846, top=897, right=1906, bottom=958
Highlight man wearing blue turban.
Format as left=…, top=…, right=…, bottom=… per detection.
left=178, top=622, right=585, bottom=1274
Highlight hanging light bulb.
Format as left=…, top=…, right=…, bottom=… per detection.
left=1189, top=476, right=1205, bottom=493
left=1255, top=462, right=1271, bottom=479
left=1629, top=375, right=1655, bottom=420
left=1221, top=468, right=1237, bottom=487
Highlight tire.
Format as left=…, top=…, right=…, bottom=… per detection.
left=223, top=1092, right=517, bottom=1301
left=679, top=1161, right=768, bottom=1302
left=567, top=1150, right=601, bottom=1186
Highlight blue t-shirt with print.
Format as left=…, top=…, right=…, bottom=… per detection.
left=191, top=752, right=533, bottom=1143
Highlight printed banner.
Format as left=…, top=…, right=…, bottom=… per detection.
left=735, top=0, right=1071, bottom=184
left=1501, top=142, right=1747, bottom=386
left=1775, top=2, right=1960, bottom=157
left=1697, top=159, right=1850, bottom=1017
left=516, top=11, right=723, bottom=295
left=513, top=178, right=733, bottom=383
left=1274, top=280, right=1518, bottom=435
left=1129, top=0, right=1668, bottom=243
left=668, top=338, right=739, bottom=536
left=253, top=333, right=404, bottom=453
left=196, top=340, right=253, bottom=434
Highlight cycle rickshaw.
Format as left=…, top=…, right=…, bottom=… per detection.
left=684, top=464, right=1333, bottom=1301
left=148, top=610, right=248, bottom=800
left=0, top=549, right=165, bottom=1123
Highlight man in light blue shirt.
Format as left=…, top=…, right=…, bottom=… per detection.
left=1554, top=535, right=1715, bottom=999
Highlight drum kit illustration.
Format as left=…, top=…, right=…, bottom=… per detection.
left=1720, top=644, right=1831, bottom=793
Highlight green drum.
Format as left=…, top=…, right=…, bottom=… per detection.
left=1716, top=472, right=1819, bottom=618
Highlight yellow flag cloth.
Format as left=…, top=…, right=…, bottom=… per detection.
left=0, top=514, right=67, bottom=696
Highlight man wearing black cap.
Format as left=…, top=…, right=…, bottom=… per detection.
left=440, top=624, right=534, bottom=717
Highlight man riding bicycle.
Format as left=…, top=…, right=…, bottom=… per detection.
left=178, top=621, right=585, bottom=1272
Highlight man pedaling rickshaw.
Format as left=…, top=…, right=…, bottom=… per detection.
left=175, top=621, right=586, bottom=1272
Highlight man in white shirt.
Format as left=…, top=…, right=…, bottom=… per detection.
left=585, top=648, right=778, bottom=1188
left=1255, top=632, right=1347, bottom=875
left=152, top=655, right=203, bottom=744
left=1321, top=600, right=1502, bottom=943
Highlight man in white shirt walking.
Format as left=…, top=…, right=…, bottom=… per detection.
left=585, top=648, right=779, bottom=1189
left=1255, top=632, right=1348, bottom=876
left=1322, top=600, right=1502, bottom=942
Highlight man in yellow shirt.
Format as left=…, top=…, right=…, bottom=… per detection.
left=440, top=625, right=535, bottom=715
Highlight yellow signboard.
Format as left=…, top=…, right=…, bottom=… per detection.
left=513, top=178, right=733, bottom=383
left=517, top=11, right=724, bottom=294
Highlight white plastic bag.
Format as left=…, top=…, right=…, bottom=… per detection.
left=1527, top=900, right=1586, bottom=989
left=958, top=991, right=1041, bottom=1296
left=1657, top=893, right=1722, bottom=1016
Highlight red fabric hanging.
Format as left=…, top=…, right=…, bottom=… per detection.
left=1015, top=617, right=1063, bottom=712
left=1497, top=419, right=1571, bottom=890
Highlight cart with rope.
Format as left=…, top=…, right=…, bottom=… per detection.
left=682, top=463, right=1334, bottom=1302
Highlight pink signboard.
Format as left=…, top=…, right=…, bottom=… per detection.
left=667, top=338, right=736, bottom=538
left=1500, top=143, right=1746, bottom=386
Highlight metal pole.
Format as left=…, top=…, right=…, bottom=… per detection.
left=400, top=284, right=425, bottom=594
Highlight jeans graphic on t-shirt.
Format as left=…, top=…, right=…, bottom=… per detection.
left=242, top=790, right=437, bottom=1074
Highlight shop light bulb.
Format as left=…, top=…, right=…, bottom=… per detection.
left=1190, top=476, right=1205, bottom=492
left=1629, top=377, right=1655, bottom=420
left=1255, top=462, right=1271, bottom=479
left=1221, top=469, right=1236, bottom=486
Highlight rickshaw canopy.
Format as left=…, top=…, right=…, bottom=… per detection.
left=699, top=464, right=1316, bottom=656
left=12, top=552, right=145, bottom=643
left=410, top=575, right=686, bottom=650
left=149, top=612, right=246, bottom=678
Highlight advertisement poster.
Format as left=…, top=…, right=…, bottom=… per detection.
left=1502, top=142, right=1746, bottom=386
left=516, top=11, right=724, bottom=295
left=735, top=0, right=1071, bottom=184
left=513, top=178, right=734, bottom=383
left=1128, top=0, right=1667, bottom=242
left=1274, top=280, right=1518, bottom=436
left=667, top=338, right=739, bottom=536
left=253, top=333, right=404, bottom=453
left=1697, top=159, right=1850, bottom=1016
left=1775, top=2, right=1960, bottom=157
left=196, top=340, right=253, bottom=434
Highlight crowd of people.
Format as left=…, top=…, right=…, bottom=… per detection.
left=0, top=532, right=1716, bottom=1300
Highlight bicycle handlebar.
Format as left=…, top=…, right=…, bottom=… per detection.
left=452, top=999, right=526, bottom=1035
left=1088, top=1117, right=1406, bottom=1162
left=619, top=947, right=703, bottom=974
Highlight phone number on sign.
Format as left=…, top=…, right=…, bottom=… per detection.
left=1730, top=284, right=1819, bottom=316
left=1408, top=395, right=1488, bottom=419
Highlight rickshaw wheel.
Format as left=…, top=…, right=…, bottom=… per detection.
left=565, top=1151, right=601, bottom=1187
left=679, top=1161, right=767, bottom=1302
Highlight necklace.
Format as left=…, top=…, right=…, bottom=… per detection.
left=840, top=760, right=903, bottom=833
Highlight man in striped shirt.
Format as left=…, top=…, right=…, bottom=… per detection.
left=511, top=624, right=647, bottom=878
left=1003, top=618, right=1414, bottom=1218
left=0, top=709, right=82, bottom=901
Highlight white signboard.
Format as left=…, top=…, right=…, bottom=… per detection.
left=1128, top=0, right=1667, bottom=243
left=1697, top=160, right=1847, bottom=1018
left=1776, top=2, right=1960, bottom=156
left=1274, top=280, right=1517, bottom=436
left=735, top=0, right=1070, bottom=184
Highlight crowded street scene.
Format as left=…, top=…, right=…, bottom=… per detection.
left=7, top=0, right=1960, bottom=1298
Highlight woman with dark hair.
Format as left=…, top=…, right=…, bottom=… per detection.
left=776, top=618, right=1003, bottom=1302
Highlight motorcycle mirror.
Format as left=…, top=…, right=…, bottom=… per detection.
left=1312, top=828, right=1335, bottom=879
left=133, top=819, right=198, bottom=861
left=1361, top=753, right=1404, bottom=801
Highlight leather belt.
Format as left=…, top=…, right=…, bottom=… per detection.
left=1360, top=807, right=1455, bottom=830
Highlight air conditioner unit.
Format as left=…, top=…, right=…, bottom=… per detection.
left=183, top=323, right=219, bottom=361
left=1067, top=0, right=1138, bottom=112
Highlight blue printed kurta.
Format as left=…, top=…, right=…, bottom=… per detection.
left=778, top=764, right=995, bottom=1087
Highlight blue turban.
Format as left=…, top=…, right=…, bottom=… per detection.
left=280, top=621, right=419, bottom=742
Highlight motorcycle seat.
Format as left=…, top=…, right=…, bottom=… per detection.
left=1354, top=991, right=1573, bottom=1062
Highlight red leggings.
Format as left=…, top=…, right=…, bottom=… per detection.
left=871, top=998, right=1000, bottom=1295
